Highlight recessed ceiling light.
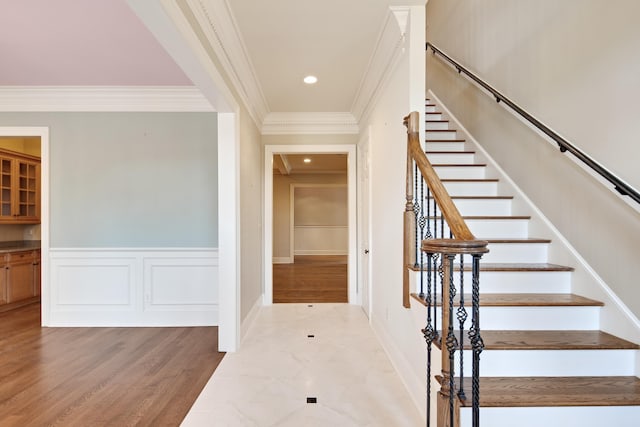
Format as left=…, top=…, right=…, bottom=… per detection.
left=303, top=158, right=312, bottom=163
left=303, top=75, right=318, bottom=84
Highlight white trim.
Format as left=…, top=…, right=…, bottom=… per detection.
left=261, top=112, right=359, bottom=135
left=217, top=112, right=241, bottom=352
left=272, top=257, right=293, bottom=264
left=184, top=0, right=269, bottom=127
left=293, top=250, right=349, bottom=256
left=429, top=89, right=640, bottom=340
left=240, top=296, right=262, bottom=343
left=0, top=86, right=213, bottom=112
left=264, top=144, right=357, bottom=305
left=351, top=8, right=408, bottom=124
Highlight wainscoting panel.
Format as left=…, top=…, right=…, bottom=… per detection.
left=49, top=248, right=219, bottom=326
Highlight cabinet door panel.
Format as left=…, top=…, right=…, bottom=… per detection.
left=7, top=262, right=34, bottom=302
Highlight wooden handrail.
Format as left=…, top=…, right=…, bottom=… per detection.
left=404, top=111, right=477, bottom=241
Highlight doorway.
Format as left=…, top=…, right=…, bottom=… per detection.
left=264, top=145, right=357, bottom=305
left=0, top=128, right=49, bottom=324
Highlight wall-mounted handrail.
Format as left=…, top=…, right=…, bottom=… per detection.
left=426, top=42, right=640, bottom=206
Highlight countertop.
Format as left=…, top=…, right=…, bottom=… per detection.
left=0, top=240, right=41, bottom=253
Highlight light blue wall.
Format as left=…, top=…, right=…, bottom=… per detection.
left=0, top=112, right=218, bottom=247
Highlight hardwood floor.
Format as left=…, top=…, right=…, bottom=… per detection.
left=0, top=303, right=224, bottom=426
left=273, top=255, right=348, bottom=303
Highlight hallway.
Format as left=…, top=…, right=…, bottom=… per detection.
left=273, top=256, right=348, bottom=303
left=182, top=304, right=423, bottom=426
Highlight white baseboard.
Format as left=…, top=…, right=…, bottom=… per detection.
left=241, top=296, right=262, bottom=346
left=272, top=256, right=293, bottom=264
left=293, top=250, right=348, bottom=256
left=47, top=248, right=218, bottom=326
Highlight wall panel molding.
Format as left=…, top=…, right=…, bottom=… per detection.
left=49, top=248, right=218, bottom=326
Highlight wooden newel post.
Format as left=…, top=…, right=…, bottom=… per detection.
left=403, top=112, right=420, bottom=308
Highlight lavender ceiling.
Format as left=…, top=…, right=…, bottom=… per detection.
left=0, top=0, right=191, bottom=86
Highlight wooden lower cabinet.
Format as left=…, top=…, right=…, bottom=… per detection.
left=0, top=249, right=40, bottom=308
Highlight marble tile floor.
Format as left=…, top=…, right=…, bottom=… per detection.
left=181, top=304, right=424, bottom=426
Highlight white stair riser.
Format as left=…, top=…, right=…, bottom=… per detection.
left=411, top=270, right=572, bottom=294
left=426, top=152, right=475, bottom=164
left=433, top=306, right=600, bottom=330
left=461, top=243, right=548, bottom=264
left=426, top=130, right=457, bottom=140
left=433, top=166, right=486, bottom=179
left=458, top=219, right=529, bottom=238
left=426, top=141, right=466, bottom=151
left=426, top=112, right=443, bottom=120
left=441, top=181, right=497, bottom=196
left=460, top=406, right=640, bottom=427
left=426, top=121, right=449, bottom=130
left=447, top=198, right=512, bottom=216
left=425, top=105, right=437, bottom=113
left=454, top=349, right=636, bottom=377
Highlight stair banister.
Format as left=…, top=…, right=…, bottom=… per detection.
left=403, top=111, right=488, bottom=427
left=426, top=42, right=640, bottom=206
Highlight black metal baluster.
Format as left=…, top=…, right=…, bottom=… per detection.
left=413, top=162, right=420, bottom=268
left=418, top=178, right=426, bottom=297
left=445, top=254, right=458, bottom=427
left=469, top=254, right=484, bottom=427
left=422, top=251, right=436, bottom=427
left=457, top=255, right=467, bottom=400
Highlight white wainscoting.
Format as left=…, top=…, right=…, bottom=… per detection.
left=48, top=248, right=218, bottom=326
left=294, top=225, right=348, bottom=255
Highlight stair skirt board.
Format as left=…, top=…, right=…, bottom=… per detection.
left=459, top=406, right=640, bottom=427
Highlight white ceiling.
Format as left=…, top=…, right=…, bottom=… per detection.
left=228, top=0, right=390, bottom=113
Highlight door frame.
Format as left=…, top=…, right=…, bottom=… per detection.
left=0, top=127, right=50, bottom=325
left=264, top=144, right=357, bottom=305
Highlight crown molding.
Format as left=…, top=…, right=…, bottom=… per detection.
left=184, top=0, right=269, bottom=126
left=0, top=86, right=214, bottom=112
left=262, top=112, right=359, bottom=135
left=351, top=7, right=409, bottom=124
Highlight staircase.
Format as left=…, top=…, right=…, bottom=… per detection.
left=411, top=98, right=640, bottom=426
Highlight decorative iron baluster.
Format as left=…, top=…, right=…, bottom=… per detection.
left=418, top=178, right=426, bottom=297
left=445, top=253, right=459, bottom=427
left=422, top=251, right=436, bottom=427
left=469, top=254, right=484, bottom=427
left=457, top=255, right=467, bottom=400
left=413, top=162, right=420, bottom=268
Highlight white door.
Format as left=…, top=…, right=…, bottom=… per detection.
left=358, top=128, right=372, bottom=317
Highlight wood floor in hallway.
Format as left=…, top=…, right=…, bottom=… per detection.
left=0, top=303, right=224, bottom=426
left=273, top=255, right=348, bottom=303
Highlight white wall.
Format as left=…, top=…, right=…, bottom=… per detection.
left=361, top=5, right=427, bottom=419
left=273, top=174, right=348, bottom=261
left=426, top=0, right=640, bottom=318
left=239, top=106, right=264, bottom=323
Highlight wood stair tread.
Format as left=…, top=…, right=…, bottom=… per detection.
left=425, top=119, right=449, bottom=123
left=429, top=195, right=513, bottom=199
left=435, top=376, right=640, bottom=407
left=445, top=330, right=639, bottom=350
left=411, top=292, right=603, bottom=307
left=425, top=150, right=476, bottom=154
left=427, top=215, right=531, bottom=219
left=410, top=263, right=574, bottom=272
left=432, top=163, right=487, bottom=167
left=440, top=178, right=498, bottom=182
left=482, top=238, right=551, bottom=243
left=425, top=139, right=466, bottom=143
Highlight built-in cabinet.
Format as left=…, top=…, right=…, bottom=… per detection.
left=0, top=149, right=41, bottom=224
left=0, top=249, right=41, bottom=308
